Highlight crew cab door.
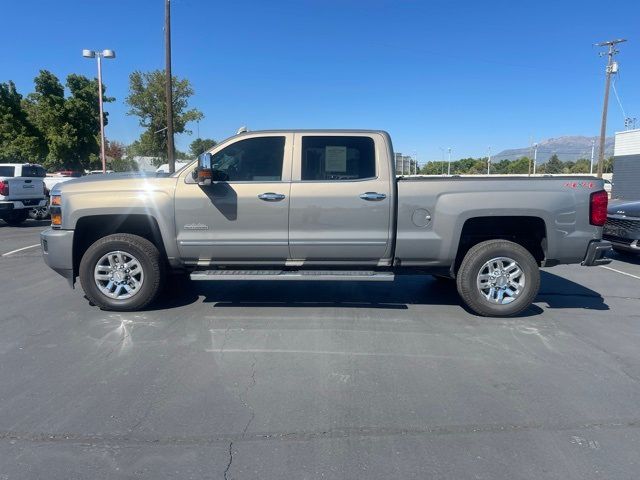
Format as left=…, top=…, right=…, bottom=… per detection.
left=175, top=133, right=293, bottom=264
left=288, top=133, right=393, bottom=263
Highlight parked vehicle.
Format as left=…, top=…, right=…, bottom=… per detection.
left=41, top=130, right=611, bottom=316
left=0, top=163, right=47, bottom=225
left=54, top=170, right=83, bottom=178
left=603, top=199, right=640, bottom=254
left=28, top=175, right=76, bottom=220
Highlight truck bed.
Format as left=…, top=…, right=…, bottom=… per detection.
left=395, top=175, right=604, bottom=267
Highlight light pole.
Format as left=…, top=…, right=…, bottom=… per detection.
left=82, top=49, right=115, bottom=173
left=447, top=147, right=452, bottom=175
left=487, top=146, right=492, bottom=175
left=533, top=143, right=538, bottom=175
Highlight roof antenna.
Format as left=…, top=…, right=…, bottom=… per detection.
left=236, top=126, right=248, bottom=134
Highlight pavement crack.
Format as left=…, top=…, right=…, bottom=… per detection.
left=240, top=353, right=257, bottom=436
left=223, top=353, right=257, bottom=479
left=223, top=441, right=233, bottom=480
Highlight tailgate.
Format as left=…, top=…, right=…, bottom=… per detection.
left=5, top=177, right=44, bottom=200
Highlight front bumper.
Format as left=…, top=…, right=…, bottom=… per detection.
left=581, top=240, right=612, bottom=266
left=40, top=228, right=75, bottom=287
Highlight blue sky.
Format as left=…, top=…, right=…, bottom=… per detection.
left=0, top=0, right=638, bottom=161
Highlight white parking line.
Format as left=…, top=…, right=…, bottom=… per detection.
left=600, top=265, right=640, bottom=281
left=1, top=244, right=40, bottom=257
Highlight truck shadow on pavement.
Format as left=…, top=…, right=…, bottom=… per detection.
left=151, top=271, right=608, bottom=316
left=609, top=250, right=640, bottom=265
left=0, top=219, right=50, bottom=228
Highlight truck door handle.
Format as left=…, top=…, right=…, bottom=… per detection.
left=258, top=192, right=286, bottom=201
left=359, top=192, right=387, bottom=201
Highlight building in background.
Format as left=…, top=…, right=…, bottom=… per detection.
left=612, top=129, right=640, bottom=200
left=395, top=153, right=417, bottom=175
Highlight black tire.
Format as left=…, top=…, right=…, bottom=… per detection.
left=456, top=239, right=540, bottom=317
left=2, top=209, right=29, bottom=226
left=79, top=233, right=164, bottom=311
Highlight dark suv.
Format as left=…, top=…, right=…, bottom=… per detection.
left=604, top=200, right=640, bottom=254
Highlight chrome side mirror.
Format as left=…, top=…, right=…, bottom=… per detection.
left=195, top=152, right=213, bottom=186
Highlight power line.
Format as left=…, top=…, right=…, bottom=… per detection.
left=611, top=78, right=627, bottom=121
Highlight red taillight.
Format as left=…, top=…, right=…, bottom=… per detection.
left=590, top=190, right=608, bottom=226
left=0, top=180, right=8, bottom=196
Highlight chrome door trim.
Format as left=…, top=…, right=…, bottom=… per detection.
left=179, top=240, right=288, bottom=246
left=359, top=192, right=387, bottom=201
left=290, top=240, right=388, bottom=246
left=258, top=192, right=286, bottom=201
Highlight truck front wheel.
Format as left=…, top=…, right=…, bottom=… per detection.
left=79, top=234, right=164, bottom=311
left=456, top=239, right=540, bottom=317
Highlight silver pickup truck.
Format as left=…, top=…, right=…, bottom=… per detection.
left=40, top=130, right=611, bottom=316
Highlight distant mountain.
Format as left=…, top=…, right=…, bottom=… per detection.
left=493, top=136, right=614, bottom=163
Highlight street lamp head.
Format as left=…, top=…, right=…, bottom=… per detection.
left=102, top=49, right=116, bottom=59
left=82, top=49, right=96, bottom=58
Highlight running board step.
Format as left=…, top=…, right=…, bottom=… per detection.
left=190, top=270, right=395, bottom=282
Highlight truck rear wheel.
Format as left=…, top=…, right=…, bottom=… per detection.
left=79, top=234, right=164, bottom=311
left=2, top=209, right=29, bottom=226
left=456, top=239, right=539, bottom=317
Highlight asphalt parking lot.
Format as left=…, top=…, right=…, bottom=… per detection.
left=1, top=221, right=640, bottom=479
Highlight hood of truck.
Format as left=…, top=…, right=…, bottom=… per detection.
left=52, top=173, right=178, bottom=195
left=608, top=199, right=640, bottom=219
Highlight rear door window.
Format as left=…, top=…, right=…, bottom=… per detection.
left=20, top=166, right=47, bottom=177
left=301, top=136, right=376, bottom=181
left=0, top=166, right=16, bottom=177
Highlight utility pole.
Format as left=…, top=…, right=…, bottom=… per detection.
left=447, top=148, right=452, bottom=175
left=590, top=138, right=596, bottom=174
left=595, top=38, right=626, bottom=178
left=533, top=143, right=538, bottom=175
left=487, top=146, right=491, bottom=175
left=165, top=0, right=176, bottom=173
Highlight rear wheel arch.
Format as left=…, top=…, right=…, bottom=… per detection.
left=451, top=215, right=548, bottom=275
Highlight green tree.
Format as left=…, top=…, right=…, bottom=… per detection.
left=0, top=81, right=45, bottom=162
left=604, top=156, right=614, bottom=173
left=110, top=157, right=139, bottom=172
left=570, top=158, right=591, bottom=173
left=23, top=70, right=112, bottom=171
left=543, top=154, right=563, bottom=174
left=189, top=137, right=217, bottom=157
left=104, top=139, right=126, bottom=160
left=506, top=157, right=531, bottom=174
left=126, top=70, right=203, bottom=165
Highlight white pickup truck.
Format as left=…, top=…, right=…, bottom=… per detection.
left=0, top=163, right=47, bottom=225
